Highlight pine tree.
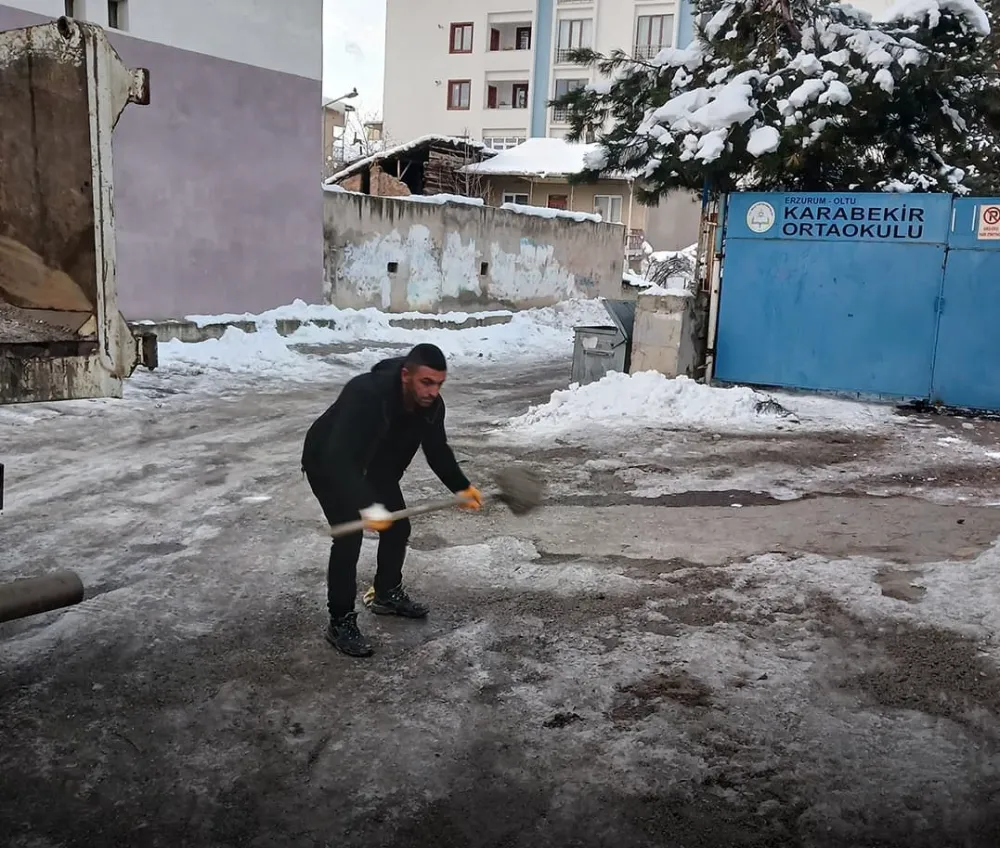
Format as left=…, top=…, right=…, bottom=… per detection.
left=554, top=0, right=1000, bottom=199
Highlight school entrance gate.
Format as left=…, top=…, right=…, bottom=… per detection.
left=715, top=192, right=1000, bottom=411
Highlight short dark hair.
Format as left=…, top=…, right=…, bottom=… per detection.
left=404, top=343, right=447, bottom=372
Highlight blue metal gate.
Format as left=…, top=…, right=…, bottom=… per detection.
left=930, top=198, right=1000, bottom=409
left=715, top=192, right=1000, bottom=410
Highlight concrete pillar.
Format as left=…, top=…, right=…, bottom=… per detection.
left=628, top=292, right=705, bottom=378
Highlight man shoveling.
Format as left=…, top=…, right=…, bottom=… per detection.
left=301, top=343, right=482, bottom=657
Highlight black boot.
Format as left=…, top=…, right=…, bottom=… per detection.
left=325, top=611, right=374, bottom=657
left=363, top=584, right=429, bottom=618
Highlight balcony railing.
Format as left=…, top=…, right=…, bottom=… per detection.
left=625, top=229, right=646, bottom=254
left=551, top=107, right=571, bottom=123
left=634, top=43, right=668, bottom=60
left=554, top=47, right=588, bottom=63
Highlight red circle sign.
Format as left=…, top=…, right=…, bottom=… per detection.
left=984, top=206, right=1000, bottom=225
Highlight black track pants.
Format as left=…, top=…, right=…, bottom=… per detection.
left=306, top=473, right=411, bottom=619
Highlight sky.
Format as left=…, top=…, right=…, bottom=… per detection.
left=322, top=0, right=387, bottom=120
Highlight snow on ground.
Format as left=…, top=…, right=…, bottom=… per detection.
left=156, top=299, right=611, bottom=380
left=729, top=536, right=1000, bottom=654
left=499, top=370, right=900, bottom=441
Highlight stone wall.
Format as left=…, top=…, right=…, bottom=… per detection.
left=323, top=191, right=626, bottom=312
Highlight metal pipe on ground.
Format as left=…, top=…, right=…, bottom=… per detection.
left=0, top=570, right=85, bottom=624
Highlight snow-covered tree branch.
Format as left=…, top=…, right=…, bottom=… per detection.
left=554, top=0, right=1000, bottom=198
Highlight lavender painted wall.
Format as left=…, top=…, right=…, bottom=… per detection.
left=0, top=5, right=322, bottom=320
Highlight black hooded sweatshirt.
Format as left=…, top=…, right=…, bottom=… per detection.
left=301, top=356, right=470, bottom=511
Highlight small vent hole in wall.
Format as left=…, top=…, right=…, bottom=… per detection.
left=480, top=262, right=489, bottom=275
left=387, top=261, right=399, bottom=273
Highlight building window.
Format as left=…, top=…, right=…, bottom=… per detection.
left=450, top=23, right=474, bottom=54
left=555, top=19, right=592, bottom=63
left=489, top=24, right=532, bottom=51
left=484, top=136, right=526, bottom=150
left=552, top=79, right=586, bottom=122
left=635, top=15, right=673, bottom=60
left=502, top=192, right=530, bottom=205
left=594, top=195, right=623, bottom=223
left=447, top=80, right=472, bottom=110
left=487, top=82, right=529, bottom=110
left=64, top=0, right=75, bottom=17
left=512, top=83, right=529, bottom=109
left=107, top=0, right=127, bottom=30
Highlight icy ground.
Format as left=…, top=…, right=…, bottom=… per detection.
left=3, top=303, right=1000, bottom=847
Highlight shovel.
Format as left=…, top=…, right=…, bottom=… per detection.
left=327, top=465, right=545, bottom=539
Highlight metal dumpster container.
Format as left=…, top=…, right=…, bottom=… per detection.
left=570, top=299, right=636, bottom=385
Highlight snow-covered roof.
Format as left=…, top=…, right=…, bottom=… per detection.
left=460, top=138, right=633, bottom=181
left=325, top=135, right=497, bottom=184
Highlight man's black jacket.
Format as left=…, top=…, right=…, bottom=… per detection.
left=301, top=356, right=470, bottom=511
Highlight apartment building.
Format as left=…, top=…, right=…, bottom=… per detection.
left=0, top=0, right=323, bottom=319
left=383, top=0, right=680, bottom=150
left=385, top=0, right=901, bottom=150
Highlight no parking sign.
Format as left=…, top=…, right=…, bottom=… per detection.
left=977, top=204, right=1000, bottom=239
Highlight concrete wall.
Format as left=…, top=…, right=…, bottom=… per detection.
left=0, top=3, right=323, bottom=321
left=2, top=0, right=322, bottom=78
left=324, top=191, right=625, bottom=311
left=629, top=291, right=708, bottom=379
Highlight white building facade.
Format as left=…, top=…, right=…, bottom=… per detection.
left=383, top=0, right=681, bottom=150
left=0, top=0, right=324, bottom=319
left=384, top=0, right=901, bottom=151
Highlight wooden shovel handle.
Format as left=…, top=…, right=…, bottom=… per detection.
left=327, top=493, right=473, bottom=538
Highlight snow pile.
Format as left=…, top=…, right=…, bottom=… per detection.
left=157, top=299, right=613, bottom=379
left=504, top=372, right=789, bottom=436
left=461, top=137, right=633, bottom=179
left=638, top=283, right=694, bottom=297
left=400, top=193, right=485, bottom=208
left=500, top=202, right=602, bottom=224
left=183, top=301, right=512, bottom=329
left=880, top=0, right=990, bottom=35
left=155, top=325, right=336, bottom=380
left=747, top=125, right=782, bottom=157
left=461, top=137, right=600, bottom=177
left=502, top=370, right=899, bottom=439
left=323, top=186, right=487, bottom=209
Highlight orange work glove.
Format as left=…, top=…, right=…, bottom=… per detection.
left=457, top=486, right=483, bottom=510
left=360, top=504, right=394, bottom=532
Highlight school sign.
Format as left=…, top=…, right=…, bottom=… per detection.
left=714, top=192, right=1000, bottom=411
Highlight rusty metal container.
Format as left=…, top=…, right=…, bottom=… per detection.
left=0, top=17, right=156, bottom=403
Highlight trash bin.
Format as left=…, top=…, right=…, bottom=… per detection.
left=571, top=299, right=636, bottom=385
